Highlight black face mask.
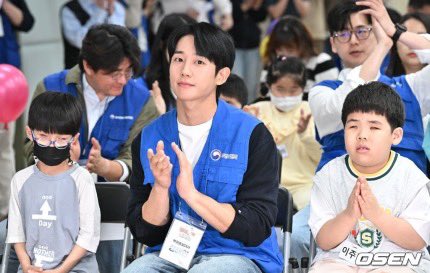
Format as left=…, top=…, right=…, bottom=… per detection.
left=33, top=142, right=71, bottom=166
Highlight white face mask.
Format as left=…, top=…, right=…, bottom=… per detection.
left=269, top=92, right=303, bottom=112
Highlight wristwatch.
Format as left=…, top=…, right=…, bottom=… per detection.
left=391, top=23, right=407, bottom=43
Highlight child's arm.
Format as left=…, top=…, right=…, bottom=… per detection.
left=297, top=110, right=321, bottom=163
left=358, top=179, right=427, bottom=250
left=43, top=245, right=87, bottom=273
left=14, top=243, right=42, bottom=273
left=314, top=180, right=362, bottom=250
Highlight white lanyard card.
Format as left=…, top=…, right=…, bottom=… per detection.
left=159, top=212, right=207, bottom=269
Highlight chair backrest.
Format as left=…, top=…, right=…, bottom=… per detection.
left=275, top=186, right=293, bottom=233
left=95, top=182, right=130, bottom=223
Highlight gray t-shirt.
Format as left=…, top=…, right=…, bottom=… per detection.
left=7, top=164, right=100, bottom=271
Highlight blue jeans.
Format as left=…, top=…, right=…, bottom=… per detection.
left=96, top=240, right=124, bottom=273
left=232, top=48, right=261, bottom=103
left=290, top=205, right=311, bottom=260
left=122, top=252, right=262, bottom=273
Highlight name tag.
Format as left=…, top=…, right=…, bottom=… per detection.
left=159, top=212, right=206, bottom=269
left=338, top=240, right=364, bottom=265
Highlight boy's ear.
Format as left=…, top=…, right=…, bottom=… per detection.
left=392, top=127, right=403, bottom=145
left=25, top=126, right=33, bottom=141
left=215, top=67, right=231, bottom=86
left=330, top=37, right=338, bottom=54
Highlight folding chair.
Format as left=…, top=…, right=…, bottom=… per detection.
left=1, top=238, right=11, bottom=273
left=95, top=182, right=133, bottom=271
left=276, top=186, right=294, bottom=273
left=309, top=233, right=317, bottom=265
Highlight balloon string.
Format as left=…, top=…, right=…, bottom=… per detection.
left=3, top=123, right=8, bottom=130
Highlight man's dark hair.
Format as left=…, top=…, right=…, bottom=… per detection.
left=409, top=0, right=430, bottom=9
left=327, top=0, right=371, bottom=35
left=79, top=24, right=141, bottom=74
left=341, top=82, right=405, bottom=131
left=218, top=74, right=248, bottom=107
left=266, top=56, right=307, bottom=88
left=28, top=92, right=83, bottom=135
left=167, top=22, right=235, bottom=74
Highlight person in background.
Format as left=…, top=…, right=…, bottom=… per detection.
left=61, top=0, right=126, bottom=69
left=386, top=12, right=430, bottom=77
left=408, top=0, right=430, bottom=14
left=0, top=0, right=34, bottom=68
left=246, top=56, right=321, bottom=211
left=219, top=73, right=249, bottom=109
left=229, top=0, right=267, bottom=102
left=266, top=0, right=311, bottom=19
left=147, top=0, right=233, bottom=34
left=259, top=16, right=339, bottom=101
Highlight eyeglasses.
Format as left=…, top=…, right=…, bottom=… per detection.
left=333, top=26, right=373, bottom=43
left=109, top=69, right=134, bottom=81
left=32, top=131, right=74, bottom=149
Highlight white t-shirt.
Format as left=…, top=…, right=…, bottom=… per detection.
left=309, top=152, right=430, bottom=271
left=178, top=119, right=213, bottom=168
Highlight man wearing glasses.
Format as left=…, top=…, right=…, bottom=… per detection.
left=21, top=23, right=158, bottom=273
left=289, top=0, right=430, bottom=262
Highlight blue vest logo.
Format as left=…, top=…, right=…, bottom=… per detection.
left=210, top=149, right=238, bottom=161
left=109, top=114, right=134, bottom=120
left=210, top=149, right=222, bottom=161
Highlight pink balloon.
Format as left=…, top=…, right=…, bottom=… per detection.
left=0, top=64, right=29, bottom=124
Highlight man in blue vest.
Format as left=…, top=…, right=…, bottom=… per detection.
left=124, top=22, right=283, bottom=273
left=23, top=24, right=158, bottom=273
left=290, top=0, right=430, bottom=262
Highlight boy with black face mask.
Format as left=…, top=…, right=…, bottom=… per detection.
left=6, top=92, right=101, bottom=273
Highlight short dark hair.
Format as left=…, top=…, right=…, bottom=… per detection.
left=28, top=92, right=83, bottom=135
left=79, top=24, right=141, bottom=74
left=218, top=74, right=248, bottom=107
left=409, top=0, right=430, bottom=9
left=167, top=22, right=235, bottom=74
left=341, top=82, right=405, bottom=131
left=266, top=56, right=307, bottom=88
left=265, top=16, right=316, bottom=64
left=327, top=0, right=371, bottom=35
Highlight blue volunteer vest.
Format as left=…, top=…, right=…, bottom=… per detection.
left=139, top=100, right=283, bottom=273
left=315, top=76, right=426, bottom=173
left=43, top=70, right=150, bottom=160
left=0, top=13, right=21, bottom=67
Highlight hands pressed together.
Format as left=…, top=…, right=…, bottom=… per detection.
left=345, top=177, right=384, bottom=223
